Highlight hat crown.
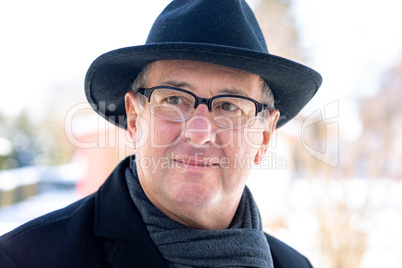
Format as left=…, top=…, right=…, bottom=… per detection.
left=146, top=0, right=268, bottom=53
left=85, top=0, right=322, bottom=130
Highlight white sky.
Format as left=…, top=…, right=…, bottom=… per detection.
left=0, top=0, right=170, bottom=116
left=292, top=0, right=402, bottom=139
left=1, top=0, right=402, bottom=139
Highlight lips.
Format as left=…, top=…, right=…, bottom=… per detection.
left=173, top=157, right=220, bottom=168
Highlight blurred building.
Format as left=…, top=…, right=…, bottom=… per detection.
left=67, top=112, right=134, bottom=196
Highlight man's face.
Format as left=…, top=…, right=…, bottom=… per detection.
left=125, top=60, right=279, bottom=229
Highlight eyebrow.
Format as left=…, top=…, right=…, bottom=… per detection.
left=218, top=88, right=248, bottom=97
left=162, top=80, right=192, bottom=89
left=160, top=80, right=249, bottom=97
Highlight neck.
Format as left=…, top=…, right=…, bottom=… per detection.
left=144, top=188, right=242, bottom=230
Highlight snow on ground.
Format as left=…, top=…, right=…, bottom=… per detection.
left=1, top=169, right=401, bottom=267
left=0, top=188, right=80, bottom=236
left=248, top=170, right=402, bottom=268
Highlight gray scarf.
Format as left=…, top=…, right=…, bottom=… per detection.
left=125, top=165, right=273, bottom=268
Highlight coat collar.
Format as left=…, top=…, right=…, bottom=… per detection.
left=93, top=156, right=168, bottom=267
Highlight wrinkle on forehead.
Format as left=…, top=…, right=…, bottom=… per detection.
left=154, top=60, right=252, bottom=80
left=149, top=60, right=262, bottom=99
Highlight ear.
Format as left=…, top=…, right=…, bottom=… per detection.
left=254, top=109, right=280, bottom=165
left=125, top=91, right=144, bottom=142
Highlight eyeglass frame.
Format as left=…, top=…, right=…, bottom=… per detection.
left=137, top=86, right=270, bottom=127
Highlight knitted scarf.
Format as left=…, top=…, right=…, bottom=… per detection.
left=125, top=166, right=273, bottom=268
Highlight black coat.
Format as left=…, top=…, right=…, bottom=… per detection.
left=0, top=157, right=313, bottom=268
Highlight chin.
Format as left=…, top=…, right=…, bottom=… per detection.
left=170, top=182, right=218, bottom=209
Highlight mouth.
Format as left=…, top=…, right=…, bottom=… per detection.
left=173, top=158, right=221, bottom=168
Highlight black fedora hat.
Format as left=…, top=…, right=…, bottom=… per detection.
left=85, top=0, right=322, bottom=129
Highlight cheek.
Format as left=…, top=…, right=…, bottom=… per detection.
left=132, top=118, right=147, bottom=150
left=242, top=127, right=265, bottom=151
left=142, top=116, right=183, bottom=148
left=217, top=129, right=263, bottom=158
left=218, top=130, right=263, bottom=189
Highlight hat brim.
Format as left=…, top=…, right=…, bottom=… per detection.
left=85, top=43, right=322, bottom=129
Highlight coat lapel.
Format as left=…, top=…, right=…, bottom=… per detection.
left=93, top=157, right=169, bottom=267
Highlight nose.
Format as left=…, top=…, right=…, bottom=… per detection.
left=183, top=104, right=216, bottom=147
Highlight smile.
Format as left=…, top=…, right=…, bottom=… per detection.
left=173, top=158, right=221, bottom=168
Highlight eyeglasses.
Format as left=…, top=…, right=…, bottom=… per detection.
left=138, top=86, right=269, bottom=129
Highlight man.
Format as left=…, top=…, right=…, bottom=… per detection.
left=0, top=0, right=322, bottom=267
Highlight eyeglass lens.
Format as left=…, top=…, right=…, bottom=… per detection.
left=148, top=87, right=257, bottom=128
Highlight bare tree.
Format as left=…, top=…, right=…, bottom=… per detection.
left=352, top=62, right=402, bottom=180
left=254, top=1, right=377, bottom=267
left=254, top=0, right=303, bottom=61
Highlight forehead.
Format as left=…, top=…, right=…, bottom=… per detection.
left=146, top=60, right=262, bottom=97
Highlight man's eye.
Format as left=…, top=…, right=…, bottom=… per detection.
left=219, top=102, right=239, bottom=111
left=165, top=96, right=183, bottom=104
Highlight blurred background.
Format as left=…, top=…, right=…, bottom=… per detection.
left=0, top=0, right=401, bottom=267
